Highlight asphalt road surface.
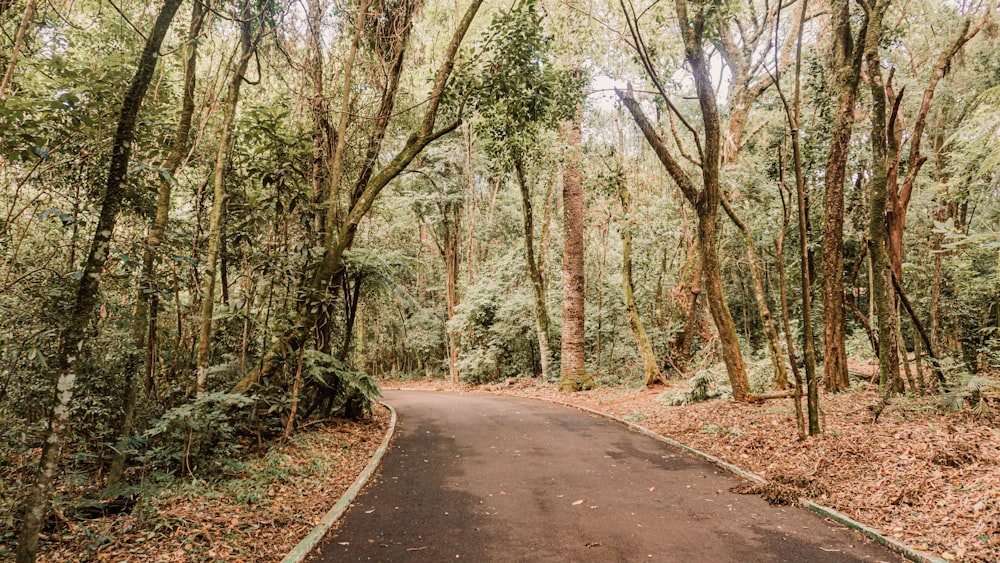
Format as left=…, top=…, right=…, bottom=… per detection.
left=310, top=390, right=900, bottom=562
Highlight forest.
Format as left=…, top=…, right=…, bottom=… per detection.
left=1, top=0, right=999, bottom=560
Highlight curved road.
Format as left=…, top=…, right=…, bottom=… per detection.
left=311, top=390, right=899, bottom=562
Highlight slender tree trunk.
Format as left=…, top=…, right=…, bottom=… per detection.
left=107, top=0, right=206, bottom=489
left=0, top=0, right=36, bottom=97
left=721, top=194, right=787, bottom=389
left=863, top=0, right=896, bottom=397
left=306, top=0, right=331, bottom=235
left=930, top=223, right=943, bottom=350
left=323, top=0, right=368, bottom=237
left=196, top=5, right=255, bottom=392
left=15, top=0, right=183, bottom=559
left=776, top=166, right=806, bottom=440
left=558, top=101, right=591, bottom=391
left=821, top=0, right=866, bottom=393
left=442, top=202, right=461, bottom=384
left=338, top=275, right=363, bottom=361
left=617, top=173, right=661, bottom=385
left=773, top=0, right=819, bottom=432
left=514, top=160, right=550, bottom=379
left=896, top=307, right=914, bottom=391
left=284, top=345, right=305, bottom=437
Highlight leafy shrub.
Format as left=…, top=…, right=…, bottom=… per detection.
left=143, top=393, right=255, bottom=477
left=301, top=350, right=381, bottom=420
left=938, top=374, right=999, bottom=419
left=450, top=280, right=536, bottom=384
left=657, top=370, right=732, bottom=406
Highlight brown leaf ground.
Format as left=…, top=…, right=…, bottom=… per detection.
left=2, top=405, right=390, bottom=562
left=395, top=374, right=999, bottom=563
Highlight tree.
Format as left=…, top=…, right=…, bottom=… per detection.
left=861, top=0, right=895, bottom=397
left=15, top=1, right=184, bottom=558
left=617, top=0, right=751, bottom=401
left=196, top=0, right=265, bottom=393
left=473, top=0, right=580, bottom=383
left=230, top=0, right=484, bottom=393
left=615, top=158, right=662, bottom=385
left=108, top=0, right=207, bottom=489
left=820, top=0, right=867, bottom=393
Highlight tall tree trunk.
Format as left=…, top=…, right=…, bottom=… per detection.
left=15, top=0, right=183, bottom=559
left=107, top=0, right=206, bottom=489
left=683, top=0, right=749, bottom=401
left=306, top=0, right=332, bottom=236
left=618, top=176, right=661, bottom=386
left=323, top=0, right=368, bottom=237
left=196, top=4, right=256, bottom=392
left=791, top=0, right=819, bottom=435
left=821, top=0, right=866, bottom=393
left=442, top=201, right=461, bottom=384
left=721, top=194, right=787, bottom=389
left=558, top=97, right=591, bottom=391
left=514, top=160, right=551, bottom=379
left=776, top=161, right=806, bottom=440
left=616, top=0, right=750, bottom=400
left=770, top=0, right=819, bottom=431
left=862, top=0, right=896, bottom=397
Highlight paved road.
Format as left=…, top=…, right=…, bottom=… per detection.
left=311, top=390, right=899, bottom=562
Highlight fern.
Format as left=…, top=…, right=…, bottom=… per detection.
left=938, top=374, right=998, bottom=419
left=301, top=350, right=381, bottom=419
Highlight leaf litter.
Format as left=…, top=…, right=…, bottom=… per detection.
left=16, top=405, right=390, bottom=562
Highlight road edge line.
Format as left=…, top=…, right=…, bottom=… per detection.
left=504, top=392, right=945, bottom=563
left=281, top=400, right=398, bottom=563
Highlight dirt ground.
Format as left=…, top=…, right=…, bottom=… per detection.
left=394, top=373, right=999, bottom=563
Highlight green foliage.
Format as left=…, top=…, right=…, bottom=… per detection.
left=143, top=393, right=256, bottom=477
left=472, top=0, right=584, bottom=167
left=938, top=374, right=999, bottom=419
left=301, top=350, right=381, bottom=420
left=656, top=371, right=733, bottom=406
left=450, top=270, right=537, bottom=383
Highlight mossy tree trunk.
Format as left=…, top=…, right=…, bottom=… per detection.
left=821, top=0, right=866, bottom=393
left=514, top=159, right=551, bottom=379
left=617, top=0, right=750, bottom=400
left=616, top=171, right=662, bottom=386
left=558, top=102, right=592, bottom=391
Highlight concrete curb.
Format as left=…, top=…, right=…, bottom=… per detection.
left=281, top=401, right=398, bottom=563
left=497, top=391, right=945, bottom=563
